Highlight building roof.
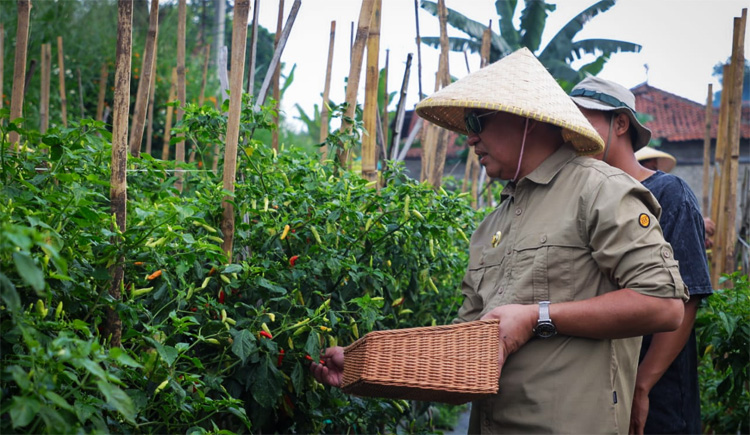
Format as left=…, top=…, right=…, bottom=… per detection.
left=632, top=83, right=750, bottom=143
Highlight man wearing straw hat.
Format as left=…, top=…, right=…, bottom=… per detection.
left=312, top=48, right=687, bottom=434
left=570, top=75, right=711, bottom=435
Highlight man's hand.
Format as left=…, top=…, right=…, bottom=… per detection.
left=480, top=304, right=537, bottom=375
left=310, top=346, right=345, bottom=388
left=629, top=387, right=649, bottom=435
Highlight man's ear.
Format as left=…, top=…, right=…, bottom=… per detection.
left=613, top=113, right=630, bottom=137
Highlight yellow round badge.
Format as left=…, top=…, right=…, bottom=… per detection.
left=639, top=213, right=650, bottom=228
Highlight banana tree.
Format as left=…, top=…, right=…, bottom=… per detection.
left=420, top=0, right=641, bottom=90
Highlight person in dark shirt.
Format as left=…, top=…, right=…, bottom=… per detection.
left=571, top=76, right=713, bottom=435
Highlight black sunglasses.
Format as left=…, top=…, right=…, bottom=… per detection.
left=464, top=111, right=497, bottom=135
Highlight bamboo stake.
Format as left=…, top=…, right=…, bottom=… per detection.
left=40, top=44, right=51, bottom=133
left=57, top=36, right=68, bottom=127
left=710, top=64, right=731, bottom=287
left=246, top=0, right=259, bottom=95
left=702, top=85, right=713, bottom=216
left=427, top=0, right=451, bottom=189
left=382, top=48, right=389, bottom=155
left=107, top=0, right=134, bottom=348
left=145, top=40, right=158, bottom=155
left=129, top=0, right=160, bottom=157
left=175, top=0, right=186, bottom=191
left=339, top=0, right=376, bottom=166
left=390, top=53, right=412, bottom=161
left=96, top=63, right=109, bottom=121
left=218, top=46, right=229, bottom=108
left=76, top=68, right=85, bottom=118
left=721, top=10, right=746, bottom=277
left=319, top=20, right=336, bottom=157
left=362, top=0, right=382, bottom=183
left=271, top=0, right=284, bottom=152
left=0, top=23, right=4, bottom=110
left=420, top=76, right=440, bottom=182
left=161, top=67, right=177, bottom=160
left=254, top=0, right=301, bottom=109
left=199, top=44, right=210, bottom=105
left=220, top=0, right=250, bottom=261
left=413, top=0, right=423, bottom=100
left=9, top=0, right=31, bottom=148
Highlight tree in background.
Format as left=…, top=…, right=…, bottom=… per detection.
left=712, top=59, right=750, bottom=106
left=420, top=0, right=641, bottom=90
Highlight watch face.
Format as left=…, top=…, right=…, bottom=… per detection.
left=534, top=322, right=557, bottom=338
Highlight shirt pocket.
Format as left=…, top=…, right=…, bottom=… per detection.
left=513, top=231, right=582, bottom=304
left=467, top=245, right=507, bottom=309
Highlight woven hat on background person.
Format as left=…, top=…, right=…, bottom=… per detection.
left=415, top=47, right=604, bottom=155
left=635, top=146, right=677, bottom=173
left=569, top=75, right=652, bottom=151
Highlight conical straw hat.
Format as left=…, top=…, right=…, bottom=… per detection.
left=635, top=147, right=676, bottom=173
left=416, top=47, right=604, bottom=155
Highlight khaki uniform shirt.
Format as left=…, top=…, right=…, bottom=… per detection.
left=457, top=145, right=687, bottom=434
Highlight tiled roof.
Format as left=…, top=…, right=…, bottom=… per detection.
left=632, top=83, right=750, bottom=142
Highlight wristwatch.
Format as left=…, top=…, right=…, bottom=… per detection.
left=533, top=301, right=557, bottom=338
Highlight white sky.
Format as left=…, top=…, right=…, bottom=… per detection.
left=248, top=0, right=749, bottom=131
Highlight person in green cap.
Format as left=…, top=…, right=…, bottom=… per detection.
left=571, top=75, right=712, bottom=435
left=313, top=48, right=687, bottom=434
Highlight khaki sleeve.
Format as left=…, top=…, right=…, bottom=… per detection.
left=585, top=175, right=688, bottom=302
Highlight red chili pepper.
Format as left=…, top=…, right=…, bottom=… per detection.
left=190, top=307, right=198, bottom=312
left=208, top=266, right=217, bottom=276
left=147, top=270, right=162, bottom=280
left=218, top=290, right=225, bottom=304
left=304, top=355, right=313, bottom=361
left=291, top=229, right=296, bottom=233
left=260, top=331, right=273, bottom=339
left=277, top=349, right=285, bottom=367
left=289, top=255, right=300, bottom=267
left=320, top=359, right=326, bottom=365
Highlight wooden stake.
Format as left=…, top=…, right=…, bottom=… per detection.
left=427, top=0, right=451, bottom=189
left=413, top=0, right=423, bottom=100
left=107, top=0, right=134, bottom=348
left=57, top=36, right=68, bottom=127
left=219, top=0, right=250, bottom=261
left=721, top=10, right=747, bottom=277
left=9, top=0, right=31, bottom=148
left=246, top=0, right=259, bottom=95
left=710, top=64, right=731, bottom=288
left=175, top=0, right=186, bottom=191
left=145, top=37, right=158, bottom=155
left=40, top=44, right=51, bottom=133
left=271, top=0, right=284, bottom=152
left=390, top=53, right=412, bottom=160
left=161, top=67, right=177, bottom=160
left=76, top=68, right=85, bottom=118
left=382, top=48, right=389, bottom=156
left=320, top=20, right=336, bottom=156
left=0, top=23, right=4, bottom=110
left=254, top=0, right=301, bottom=109
left=96, top=63, right=109, bottom=122
left=339, top=0, right=376, bottom=166
left=129, top=0, right=160, bottom=157
left=362, top=0, right=382, bottom=183
left=702, top=84, right=713, bottom=216
left=199, top=44, right=210, bottom=105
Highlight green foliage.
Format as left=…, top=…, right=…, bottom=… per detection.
left=0, top=101, right=478, bottom=433
left=696, top=272, right=750, bottom=435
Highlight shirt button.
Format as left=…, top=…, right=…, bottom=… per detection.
left=515, top=208, right=522, bottom=216
left=662, top=248, right=672, bottom=258
left=540, top=235, right=547, bottom=243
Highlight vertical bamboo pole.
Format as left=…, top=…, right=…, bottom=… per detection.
left=254, top=0, right=300, bottom=109
left=319, top=20, right=336, bottom=157
left=76, top=68, right=85, bottom=118
left=271, top=0, right=284, bottom=152
left=129, top=0, right=159, bottom=157
left=161, top=67, right=177, bottom=160
left=145, top=41, right=158, bottom=155
left=390, top=53, right=412, bottom=161
left=339, top=0, right=376, bottom=166
left=107, top=0, right=133, bottom=348
left=382, top=48, right=389, bottom=153
left=96, top=63, right=109, bottom=122
left=246, top=0, right=260, bottom=95
left=40, top=44, right=51, bottom=133
left=710, top=64, right=731, bottom=288
left=0, top=23, right=4, bottom=110
left=362, top=0, right=382, bottom=183
left=175, top=0, right=186, bottom=191
left=219, top=0, right=250, bottom=262
left=721, top=10, right=746, bottom=277
left=702, top=84, right=713, bottom=216
left=57, top=36, right=68, bottom=127
left=413, top=0, right=423, bottom=100
left=199, top=44, right=210, bottom=105
left=9, top=0, right=31, bottom=148
left=427, top=0, right=451, bottom=189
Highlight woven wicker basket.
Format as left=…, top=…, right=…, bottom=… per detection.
left=341, top=319, right=500, bottom=405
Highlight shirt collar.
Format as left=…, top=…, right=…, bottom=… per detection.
left=501, top=144, right=578, bottom=198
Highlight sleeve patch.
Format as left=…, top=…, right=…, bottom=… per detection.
left=638, top=213, right=650, bottom=228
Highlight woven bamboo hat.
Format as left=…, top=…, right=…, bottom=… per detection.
left=635, top=147, right=676, bottom=173
left=570, top=75, right=652, bottom=151
left=415, top=47, right=604, bottom=155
